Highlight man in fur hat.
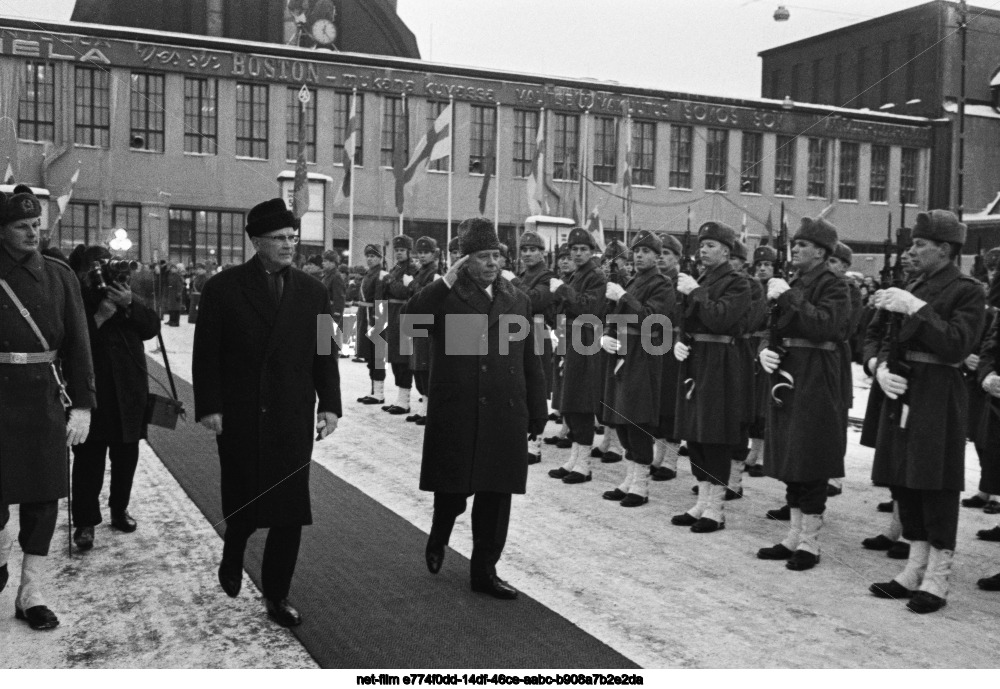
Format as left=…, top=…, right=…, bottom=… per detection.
left=356, top=244, right=388, bottom=404
left=648, top=233, right=684, bottom=482
left=745, top=244, right=780, bottom=477
left=382, top=235, right=420, bottom=414
left=405, top=236, right=441, bottom=425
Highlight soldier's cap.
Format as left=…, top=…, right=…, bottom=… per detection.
left=913, top=209, right=966, bottom=248
left=322, top=249, right=340, bottom=263
left=448, top=236, right=461, bottom=252
left=392, top=234, right=414, bottom=251
left=730, top=240, right=747, bottom=261
left=458, top=217, right=501, bottom=256
left=793, top=217, right=839, bottom=254
left=364, top=243, right=383, bottom=257
left=658, top=233, right=683, bottom=257
left=245, top=198, right=298, bottom=238
left=753, top=245, right=778, bottom=264
left=519, top=230, right=546, bottom=251
left=630, top=230, right=663, bottom=254
left=415, top=236, right=438, bottom=253
left=1, top=183, right=42, bottom=226
left=985, top=247, right=1000, bottom=271
left=604, top=239, right=629, bottom=261
left=833, top=241, right=853, bottom=267
left=567, top=227, right=597, bottom=250
left=697, top=221, right=737, bottom=251
left=556, top=243, right=571, bottom=258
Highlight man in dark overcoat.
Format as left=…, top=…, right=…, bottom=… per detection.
left=757, top=218, right=851, bottom=571
left=405, top=236, right=440, bottom=425
left=649, top=233, right=683, bottom=481
left=869, top=210, right=984, bottom=614
left=412, top=218, right=547, bottom=600
left=193, top=197, right=342, bottom=627
left=355, top=245, right=388, bottom=404
left=744, top=244, right=778, bottom=478
left=600, top=230, right=673, bottom=507
left=670, top=221, right=751, bottom=533
left=382, top=235, right=419, bottom=415
left=0, top=185, right=95, bottom=630
left=321, top=249, right=346, bottom=328
left=546, top=228, right=607, bottom=484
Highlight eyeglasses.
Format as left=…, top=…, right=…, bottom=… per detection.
left=259, top=234, right=300, bottom=244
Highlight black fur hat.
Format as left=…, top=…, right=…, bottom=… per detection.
left=458, top=217, right=500, bottom=256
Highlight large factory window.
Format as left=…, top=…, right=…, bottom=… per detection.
left=130, top=73, right=165, bottom=152
left=870, top=145, right=889, bottom=203
left=74, top=66, right=110, bottom=148
left=774, top=135, right=795, bottom=196
left=236, top=82, right=269, bottom=159
left=900, top=148, right=918, bottom=205
left=334, top=91, right=364, bottom=167
left=552, top=113, right=579, bottom=181
left=381, top=95, right=408, bottom=168
left=669, top=125, right=692, bottom=189
left=168, top=208, right=245, bottom=266
left=807, top=138, right=828, bottom=198
left=112, top=205, right=142, bottom=260
left=838, top=142, right=859, bottom=201
left=740, top=132, right=762, bottom=194
left=513, top=109, right=539, bottom=178
left=58, top=201, right=99, bottom=254
left=18, top=62, right=55, bottom=142
left=705, top=128, right=728, bottom=192
left=469, top=104, right=496, bottom=174
left=591, top=116, right=617, bottom=184
left=184, top=77, right=218, bottom=155
left=286, top=86, right=317, bottom=162
left=631, top=120, right=656, bottom=187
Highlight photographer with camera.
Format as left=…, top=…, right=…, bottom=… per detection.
left=67, top=246, right=160, bottom=551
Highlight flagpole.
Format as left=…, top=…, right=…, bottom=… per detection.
left=447, top=96, right=454, bottom=262
left=399, top=93, right=406, bottom=236
left=493, top=101, right=500, bottom=233
left=348, top=88, right=356, bottom=265
left=581, top=109, right=589, bottom=226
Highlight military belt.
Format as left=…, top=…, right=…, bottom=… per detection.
left=357, top=302, right=374, bottom=307
left=387, top=299, right=407, bottom=304
left=750, top=330, right=769, bottom=338
left=690, top=333, right=734, bottom=345
left=781, top=338, right=836, bottom=352
left=0, top=350, right=58, bottom=364
left=904, top=351, right=962, bottom=368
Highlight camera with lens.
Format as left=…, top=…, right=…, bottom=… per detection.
left=88, top=258, right=139, bottom=293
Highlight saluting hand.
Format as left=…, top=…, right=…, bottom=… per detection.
left=675, top=273, right=698, bottom=296
left=444, top=255, right=468, bottom=288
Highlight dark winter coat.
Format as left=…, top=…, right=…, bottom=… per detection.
left=555, top=258, right=607, bottom=414
left=322, top=268, right=346, bottom=325
left=966, top=307, right=994, bottom=444
left=355, top=265, right=385, bottom=364
left=658, top=265, right=681, bottom=434
left=512, top=261, right=557, bottom=394
left=975, top=311, right=1000, bottom=494
left=860, top=308, right=888, bottom=449
left=738, top=273, right=768, bottom=425
left=872, top=262, right=984, bottom=491
left=164, top=270, right=184, bottom=311
left=406, top=260, right=439, bottom=372
left=193, top=256, right=342, bottom=528
left=410, top=273, right=548, bottom=494
left=674, top=261, right=751, bottom=444
left=0, top=248, right=96, bottom=504
left=383, top=260, right=419, bottom=364
left=748, top=277, right=771, bottom=434
left=763, top=262, right=851, bottom=482
left=601, top=268, right=674, bottom=426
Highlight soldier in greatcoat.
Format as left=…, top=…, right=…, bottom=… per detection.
left=590, top=241, right=628, bottom=464
left=413, top=218, right=547, bottom=600
left=193, top=198, right=342, bottom=627
left=546, top=228, right=607, bottom=484
left=381, top=235, right=420, bottom=415
left=404, top=236, right=440, bottom=425
left=670, top=221, right=751, bottom=533
left=544, top=244, right=574, bottom=448
left=355, top=244, right=389, bottom=405
left=868, top=210, right=984, bottom=614
left=744, top=244, right=778, bottom=478
left=509, top=230, right=556, bottom=464
left=757, top=218, right=851, bottom=571
left=649, top=233, right=683, bottom=481
left=0, top=185, right=95, bottom=630
left=974, top=307, right=1000, bottom=591
left=599, top=230, right=673, bottom=507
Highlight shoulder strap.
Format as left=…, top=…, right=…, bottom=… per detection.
left=0, top=278, right=52, bottom=350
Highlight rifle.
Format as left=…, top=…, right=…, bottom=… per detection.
left=677, top=229, right=696, bottom=399
left=606, top=251, right=626, bottom=374
left=885, top=226, right=912, bottom=428
left=767, top=212, right=792, bottom=405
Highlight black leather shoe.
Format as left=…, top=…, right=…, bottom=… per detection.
left=766, top=504, right=791, bottom=521
left=786, top=550, right=820, bottom=571
left=986, top=501, right=1000, bottom=515
left=757, top=543, right=794, bottom=560
left=562, top=471, right=592, bottom=484
left=415, top=417, right=426, bottom=426
left=0, top=564, right=7, bottom=594
left=620, top=494, right=649, bottom=507
left=352, top=357, right=366, bottom=363
left=877, top=501, right=894, bottom=513
left=548, top=467, right=570, bottom=479
left=385, top=405, right=410, bottom=415
left=590, top=447, right=604, bottom=458
left=405, top=413, right=421, bottom=422
left=381, top=403, right=393, bottom=411
left=691, top=517, right=724, bottom=533
left=265, top=598, right=302, bottom=627
left=543, top=435, right=564, bottom=445
left=962, top=494, right=990, bottom=509
left=218, top=559, right=243, bottom=598
left=555, top=437, right=573, bottom=449
left=603, top=488, right=627, bottom=501
left=357, top=395, right=384, bottom=404
left=425, top=538, right=445, bottom=574
left=724, top=488, right=743, bottom=501
left=826, top=484, right=842, bottom=497
left=601, top=451, right=622, bottom=464
left=471, top=575, right=518, bottom=600
left=15, top=605, right=59, bottom=630
left=671, top=512, right=698, bottom=526
left=887, top=541, right=910, bottom=559
left=110, top=510, right=137, bottom=533
left=73, top=526, right=94, bottom=551
left=907, top=590, right=946, bottom=614
left=978, top=526, right=1000, bottom=541
left=650, top=466, right=676, bottom=481
left=870, top=580, right=914, bottom=599
left=526, top=452, right=540, bottom=465
left=862, top=534, right=895, bottom=551
left=977, top=573, right=1000, bottom=591
left=747, top=464, right=765, bottom=477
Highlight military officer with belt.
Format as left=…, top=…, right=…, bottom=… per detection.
left=744, top=244, right=778, bottom=477
left=405, top=236, right=441, bottom=425
left=356, top=244, right=388, bottom=405
left=382, top=235, right=419, bottom=415
left=649, top=233, right=683, bottom=481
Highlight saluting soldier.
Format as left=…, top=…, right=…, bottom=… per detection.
left=405, top=236, right=441, bottom=425
left=649, top=233, right=683, bottom=481
left=547, top=228, right=607, bottom=484
left=509, top=230, right=556, bottom=464
left=382, top=235, right=420, bottom=415
left=757, top=218, right=851, bottom=571
left=869, top=210, right=984, bottom=614
left=671, top=221, right=751, bottom=533
left=745, top=244, right=778, bottom=477
left=0, top=185, right=96, bottom=630
left=600, top=230, right=674, bottom=506
left=356, top=244, right=389, bottom=405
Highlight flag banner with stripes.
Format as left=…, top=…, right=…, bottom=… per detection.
left=339, top=91, right=358, bottom=201
left=587, top=208, right=605, bottom=252
left=292, top=85, right=311, bottom=219
left=393, top=97, right=409, bottom=216
left=56, top=167, right=80, bottom=215
left=526, top=114, right=546, bottom=215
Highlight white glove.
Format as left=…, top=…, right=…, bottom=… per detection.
left=966, top=353, right=981, bottom=371
left=66, top=408, right=91, bottom=447
left=379, top=270, right=389, bottom=280
left=444, top=255, right=468, bottom=288
left=876, top=362, right=909, bottom=399
left=876, top=287, right=926, bottom=316
left=675, top=273, right=699, bottom=296
left=316, top=411, right=339, bottom=440
left=402, top=274, right=414, bottom=287
left=605, top=283, right=626, bottom=301
left=673, top=341, right=690, bottom=361
left=549, top=277, right=564, bottom=293
left=550, top=329, right=559, bottom=347
left=983, top=372, right=1000, bottom=398
left=867, top=357, right=878, bottom=376
left=767, top=278, right=791, bottom=301
left=434, top=273, right=443, bottom=281
left=501, top=269, right=516, bottom=282
left=601, top=335, right=621, bottom=354
left=759, top=348, right=781, bottom=374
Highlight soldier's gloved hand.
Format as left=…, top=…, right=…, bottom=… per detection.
left=443, top=255, right=468, bottom=288
left=673, top=341, right=690, bottom=361
left=605, top=283, right=626, bottom=301
left=66, top=408, right=91, bottom=447
left=402, top=274, right=414, bottom=287
left=876, top=362, right=909, bottom=399
left=548, top=277, right=564, bottom=293
left=878, top=287, right=927, bottom=316
left=600, top=335, right=621, bottom=354
left=501, top=269, right=516, bottom=282
left=316, top=411, right=339, bottom=440
left=759, top=348, right=781, bottom=374
left=379, top=270, right=390, bottom=280
left=528, top=418, right=547, bottom=436
left=675, top=273, right=698, bottom=295
left=982, top=372, right=1000, bottom=398
left=767, top=278, right=791, bottom=301
left=200, top=413, right=223, bottom=435
left=866, top=357, right=878, bottom=377
left=966, top=353, right=981, bottom=371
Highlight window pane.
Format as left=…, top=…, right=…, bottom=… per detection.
left=592, top=116, right=617, bottom=184
left=18, top=62, right=55, bottom=142
left=631, top=120, right=656, bottom=187
left=838, top=142, right=858, bottom=200
left=705, top=128, right=728, bottom=192
left=807, top=138, right=828, bottom=198
left=740, top=132, right=762, bottom=194
left=183, top=77, right=217, bottom=154
left=112, top=205, right=142, bottom=260
left=286, top=87, right=317, bottom=162
left=774, top=135, right=795, bottom=196
left=74, top=66, right=110, bottom=147
left=870, top=145, right=888, bottom=203
left=900, top=148, right=918, bottom=205
left=552, top=113, right=579, bottom=181
left=60, top=202, right=98, bottom=253
left=334, top=91, right=364, bottom=167
left=236, top=82, right=268, bottom=158
left=130, top=72, right=165, bottom=152
left=469, top=104, right=496, bottom=174
left=512, top=109, right=538, bottom=179
left=669, top=125, right=692, bottom=189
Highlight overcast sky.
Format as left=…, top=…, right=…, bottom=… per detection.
left=1, top=0, right=957, bottom=99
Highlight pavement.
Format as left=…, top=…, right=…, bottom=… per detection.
left=3, top=311, right=1000, bottom=668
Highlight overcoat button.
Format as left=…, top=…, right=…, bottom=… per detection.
left=481, top=364, right=487, bottom=372
left=480, top=396, right=487, bottom=405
